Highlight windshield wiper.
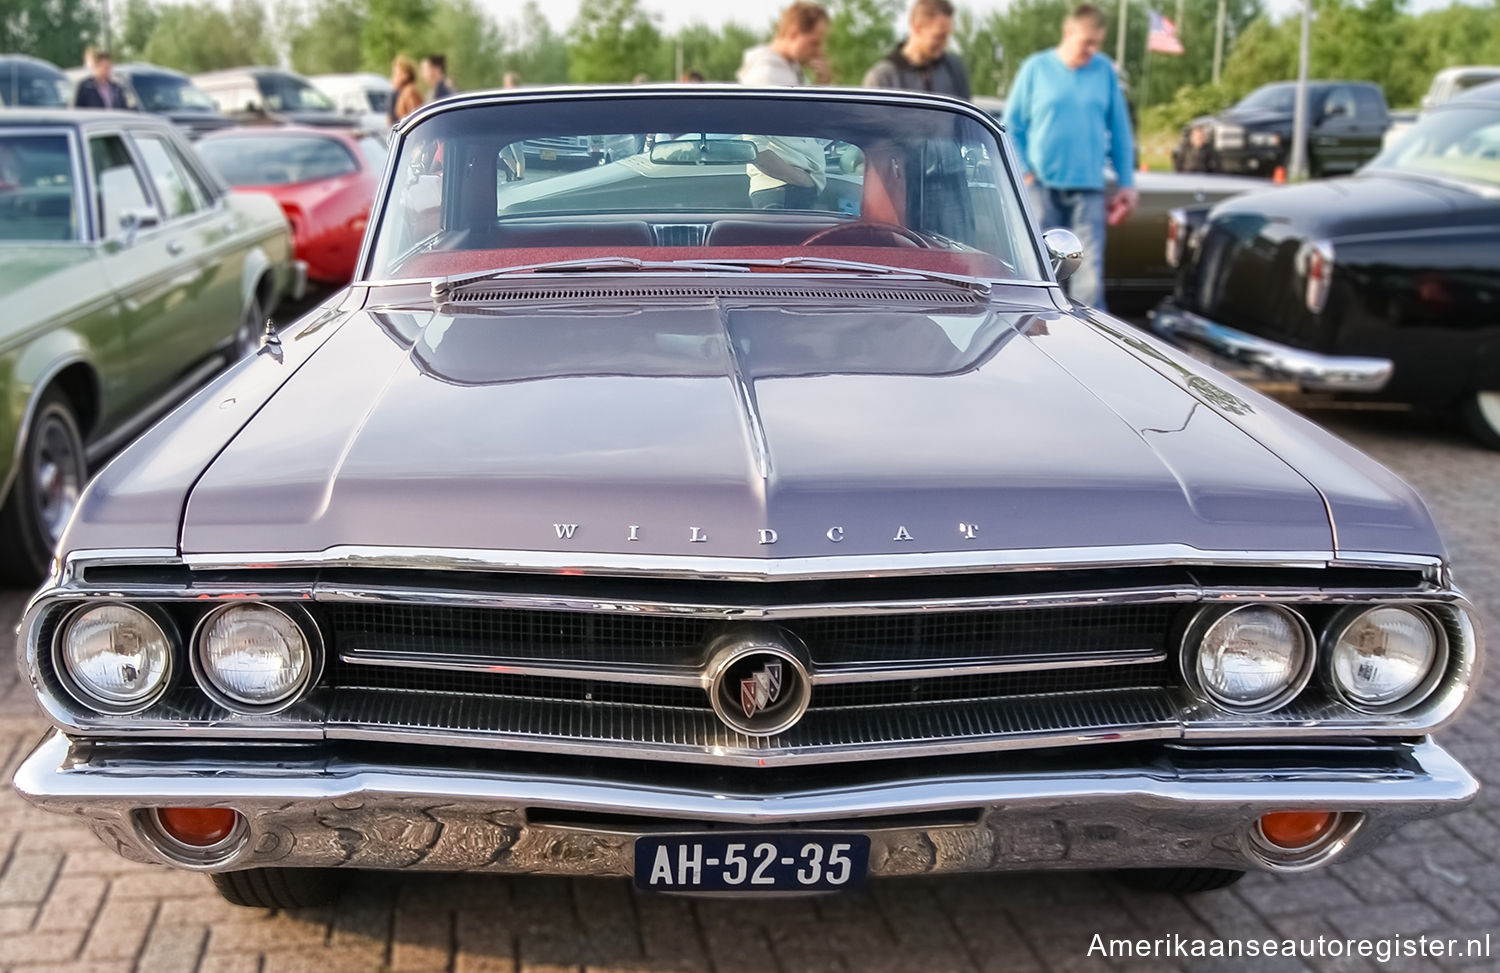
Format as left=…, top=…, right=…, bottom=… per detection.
left=753, top=255, right=992, bottom=296
left=431, top=254, right=992, bottom=303
left=432, top=257, right=752, bottom=301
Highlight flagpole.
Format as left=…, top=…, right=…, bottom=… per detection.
left=1140, top=33, right=1151, bottom=107
left=1117, top=0, right=1128, bottom=68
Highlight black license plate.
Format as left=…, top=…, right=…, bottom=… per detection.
left=635, top=833, right=870, bottom=892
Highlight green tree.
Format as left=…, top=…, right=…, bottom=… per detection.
left=568, top=0, right=663, bottom=83
left=824, top=0, right=900, bottom=86
left=141, top=0, right=275, bottom=73
left=117, top=0, right=162, bottom=62
left=669, top=21, right=760, bottom=81
left=953, top=9, right=1003, bottom=98
left=361, top=0, right=431, bottom=75
left=0, top=0, right=99, bottom=68
left=501, top=1, right=569, bottom=83
left=422, top=0, right=507, bottom=89
left=282, top=0, right=366, bottom=76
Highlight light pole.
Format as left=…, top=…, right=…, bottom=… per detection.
left=1212, top=0, right=1225, bottom=84
left=101, top=0, right=112, bottom=51
left=1288, top=0, right=1311, bottom=180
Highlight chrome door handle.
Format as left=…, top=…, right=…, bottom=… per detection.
left=167, top=239, right=186, bottom=256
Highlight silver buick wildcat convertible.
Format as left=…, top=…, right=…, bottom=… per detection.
left=14, top=87, right=1483, bottom=907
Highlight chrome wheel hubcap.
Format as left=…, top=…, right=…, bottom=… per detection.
left=34, top=415, right=82, bottom=542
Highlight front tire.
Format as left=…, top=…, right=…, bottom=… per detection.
left=1460, top=391, right=1500, bottom=450
left=1116, top=868, right=1246, bottom=894
left=209, top=868, right=347, bottom=909
left=0, top=390, right=86, bottom=585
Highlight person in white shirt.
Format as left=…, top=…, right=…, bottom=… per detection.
left=737, top=2, right=830, bottom=209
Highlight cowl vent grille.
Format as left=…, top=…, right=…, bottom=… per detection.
left=440, top=281, right=981, bottom=307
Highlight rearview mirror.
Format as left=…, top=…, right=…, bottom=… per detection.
left=649, top=138, right=757, bottom=166
left=1043, top=227, right=1083, bottom=282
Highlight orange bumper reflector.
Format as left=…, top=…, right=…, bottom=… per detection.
left=1259, top=810, right=1336, bottom=849
left=157, top=806, right=239, bottom=847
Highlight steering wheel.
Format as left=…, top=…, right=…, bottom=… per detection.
left=802, top=221, right=929, bottom=249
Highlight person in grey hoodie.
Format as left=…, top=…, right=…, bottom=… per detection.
left=737, top=3, right=831, bottom=209
left=862, top=0, right=971, bottom=101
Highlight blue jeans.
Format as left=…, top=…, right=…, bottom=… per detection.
left=1030, top=186, right=1108, bottom=310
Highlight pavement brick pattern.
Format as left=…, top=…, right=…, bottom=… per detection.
left=2, top=408, right=1498, bottom=973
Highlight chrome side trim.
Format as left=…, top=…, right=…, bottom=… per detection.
left=1151, top=301, right=1394, bottom=393
left=13, top=732, right=1479, bottom=876
left=337, top=646, right=1170, bottom=688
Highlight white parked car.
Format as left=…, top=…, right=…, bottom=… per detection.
left=1384, top=65, right=1500, bottom=148
left=311, top=72, right=392, bottom=132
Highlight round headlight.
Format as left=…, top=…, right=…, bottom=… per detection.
left=57, top=603, right=174, bottom=713
left=1326, top=607, right=1445, bottom=713
left=1188, top=605, right=1313, bottom=712
left=194, top=604, right=315, bottom=711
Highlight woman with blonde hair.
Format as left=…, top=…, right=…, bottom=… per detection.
left=390, top=55, right=423, bottom=123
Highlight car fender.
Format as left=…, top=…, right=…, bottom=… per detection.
left=240, top=245, right=276, bottom=318
left=0, top=333, right=96, bottom=510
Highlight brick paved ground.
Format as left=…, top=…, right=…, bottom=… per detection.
left=2, top=407, right=1498, bottom=973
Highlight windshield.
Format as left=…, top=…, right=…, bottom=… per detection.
left=1368, top=106, right=1500, bottom=188
left=129, top=73, right=217, bottom=112
left=1233, top=84, right=1313, bottom=115
left=199, top=134, right=358, bottom=186
left=2, top=63, right=69, bottom=107
left=365, top=88, right=392, bottom=113
left=0, top=134, right=77, bottom=241
left=367, top=94, right=1042, bottom=283
left=259, top=75, right=335, bottom=113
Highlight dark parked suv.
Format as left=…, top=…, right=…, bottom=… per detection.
left=1175, top=81, right=1391, bottom=178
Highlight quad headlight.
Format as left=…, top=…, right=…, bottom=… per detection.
left=55, top=603, right=175, bottom=713
left=1324, top=606, right=1446, bottom=713
left=1185, top=605, right=1314, bottom=712
left=193, top=604, right=316, bottom=712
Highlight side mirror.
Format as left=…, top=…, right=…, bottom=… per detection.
left=1043, top=227, right=1083, bottom=282
left=120, top=207, right=160, bottom=247
left=1322, top=103, right=1348, bottom=120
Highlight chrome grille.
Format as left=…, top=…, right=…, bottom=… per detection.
left=308, top=601, right=1183, bottom=762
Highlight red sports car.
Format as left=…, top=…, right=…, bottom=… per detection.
left=198, top=126, right=386, bottom=286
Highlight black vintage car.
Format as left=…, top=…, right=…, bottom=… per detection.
left=1175, top=81, right=1391, bottom=178
left=1155, top=81, right=1500, bottom=448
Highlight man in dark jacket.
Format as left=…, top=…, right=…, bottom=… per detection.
left=73, top=52, right=131, bottom=110
left=861, top=0, right=970, bottom=101
left=422, top=54, right=456, bottom=101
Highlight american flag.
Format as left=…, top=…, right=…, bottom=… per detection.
left=1148, top=11, right=1185, bottom=55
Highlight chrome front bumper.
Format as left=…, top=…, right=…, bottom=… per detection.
left=14, top=732, right=1476, bottom=878
left=1151, top=302, right=1393, bottom=393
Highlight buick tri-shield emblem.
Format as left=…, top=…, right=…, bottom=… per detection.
left=706, top=629, right=811, bottom=737
left=740, top=661, right=784, bottom=718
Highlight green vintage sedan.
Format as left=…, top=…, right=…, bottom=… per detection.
left=0, top=110, right=304, bottom=582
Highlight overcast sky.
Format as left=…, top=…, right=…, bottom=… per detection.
left=480, top=0, right=1470, bottom=35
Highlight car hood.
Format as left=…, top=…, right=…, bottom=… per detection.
left=179, top=296, right=1372, bottom=563
left=1210, top=172, right=1496, bottom=239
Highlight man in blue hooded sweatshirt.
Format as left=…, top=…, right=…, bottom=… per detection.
left=1003, top=3, right=1137, bottom=309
